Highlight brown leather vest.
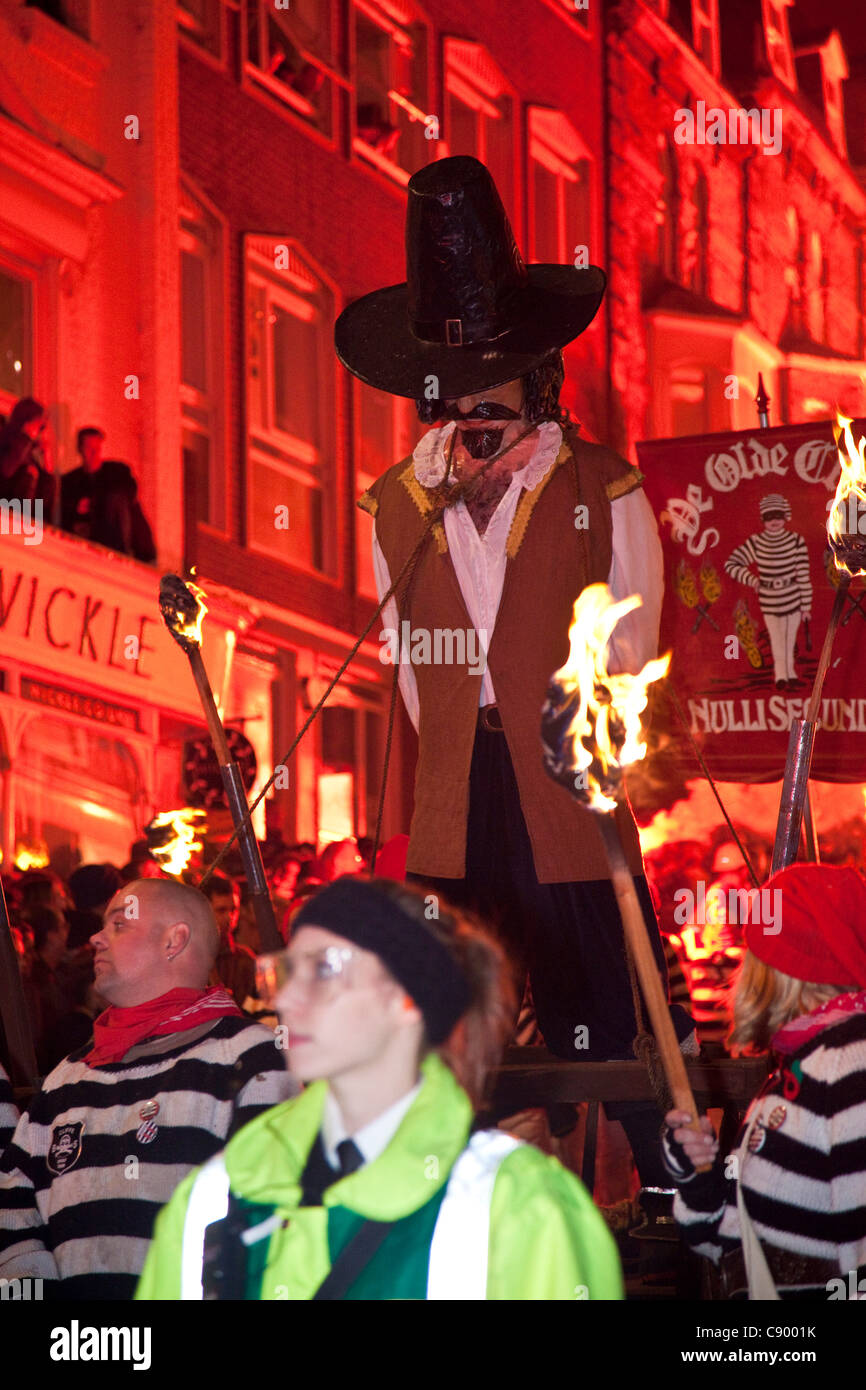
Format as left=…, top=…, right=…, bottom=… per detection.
left=359, top=424, right=647, bottom=882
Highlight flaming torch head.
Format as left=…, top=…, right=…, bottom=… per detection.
left=541, top=584, right=671, bottom=813
left=828, top=415, right=866, bottom=579
left=159, top=574, right=208, bottom=654
left=145, top=808, right=206, bottom=877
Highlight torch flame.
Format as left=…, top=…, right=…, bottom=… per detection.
left=178, top=580, right=208, bottom=647
left=14, top=840, right=50, bottom=871
left=146, top=808, right=205, bottom=876
left=827, top=413, right=866, bottom=578
left=542, top=584, right=671, bottom=813
left=159, top=573, right=208, bottom=653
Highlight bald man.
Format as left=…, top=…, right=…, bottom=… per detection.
left=0, top=879, right=296, bottom=1299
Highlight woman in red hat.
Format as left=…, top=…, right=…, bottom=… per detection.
left=664, top=864, right=866, bottom=1299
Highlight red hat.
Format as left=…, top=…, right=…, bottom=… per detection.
left=745, top=864, right=866, bottom=987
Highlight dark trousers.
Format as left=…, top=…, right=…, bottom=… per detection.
left=408, top=724, right=694, bottom=1187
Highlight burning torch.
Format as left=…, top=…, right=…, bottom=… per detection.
left=159, top=574, right=282, bottom=951
left=771, top=415, right=866, bottom=872
left=145, top=808, right=207, bottom=877
left=541, top=584, right=709, bottom=1161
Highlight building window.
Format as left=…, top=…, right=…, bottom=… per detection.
left=692, top=0, right=719, bottom=75
left=352, top=0, right=430, bottom=185
left=655, top=138, right=678, bottom=281
left=546, top=0, right=590, bottom=29
left=25, top=0, right=91, bottom=40
left=245, top=235, right=336, bottom=574
left=818, top=32, right=849, bottom=159
left=443, top=39, right=516, bottom=220
left=245, top=0, right=339, bottom=141
left=683, top=166, right=709, bottom=297
left=179, top=183, right=227, bottom=532
left=528, top=108, right=593, bottom=266
left=786, top=205, right=806, bottom=332
left=318, top=702, right=385, bottom=844
left=670, top=367, right=708, bottom=435
left=178, top=0, right=223, bottom=59
left=763, top=0, right=796, bottom=90
left=806, top=230, right=827, bottom=343
left=0, top=264, right=34, bottom=415
left=15, top=717, right=144, bottom=868
left=356, top=381, right=412, bottom=598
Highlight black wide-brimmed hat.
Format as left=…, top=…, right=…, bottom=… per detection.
left=334, top=156, right=606, bottom=399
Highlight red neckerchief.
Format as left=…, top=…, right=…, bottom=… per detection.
left=85, top=986, right=241, bottom=1067
left=771, top=989, right=866, bottom=1056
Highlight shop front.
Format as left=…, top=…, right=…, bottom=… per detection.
left=0, top=527, right=247, bottom=874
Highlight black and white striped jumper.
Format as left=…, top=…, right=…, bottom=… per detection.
left=0, top=1015, right=296, bottom=1299
left=0, top=1064, right=19, bottom=1159
left=724, top=530, right=812, bottom=616
left=663, top=1013, right=866, bottom=1286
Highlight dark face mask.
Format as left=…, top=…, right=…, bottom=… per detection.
left=439, top=400, right=523, bottom=423
left=440, top=400, right=523, bottom=460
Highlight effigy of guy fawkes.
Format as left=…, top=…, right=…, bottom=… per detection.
left=336, top=156, right=695, bottom=1186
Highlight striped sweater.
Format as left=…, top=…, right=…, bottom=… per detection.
left=724, top=529, right=812, bottom=617
left=663, top=1013, right=866, bottom=1283
left=0, top=1016, right=297, bottom=1299
left=0, top=1065, right=19, bottom=1158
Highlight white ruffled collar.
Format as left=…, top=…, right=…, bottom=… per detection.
left=412, top=420, right=563, bottom=493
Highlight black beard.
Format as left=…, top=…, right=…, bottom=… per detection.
left=458, top=426, right=505, bottom=459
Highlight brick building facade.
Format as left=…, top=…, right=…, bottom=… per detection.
left=604, top=0, right=866, bottom=454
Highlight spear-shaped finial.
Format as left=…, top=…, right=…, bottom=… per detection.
left=755, top=374, right=770, bottom=429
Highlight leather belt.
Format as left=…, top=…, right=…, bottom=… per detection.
left=478, top=704, right=504, bottom=733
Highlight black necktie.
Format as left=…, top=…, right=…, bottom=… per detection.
left=336, top=1138, right=364, bottom=1176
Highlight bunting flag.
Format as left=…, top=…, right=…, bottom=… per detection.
left=637, top=418, right=866, bottom=782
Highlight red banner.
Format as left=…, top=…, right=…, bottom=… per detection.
left=637, top=419, right=866, bottom=782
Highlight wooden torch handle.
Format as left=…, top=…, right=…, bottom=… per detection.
left=597, top=814, right=711, bottom=1172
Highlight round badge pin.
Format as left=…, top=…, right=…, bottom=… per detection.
left=767, top=1104, right=787, bottom=1130
left=747, top=1123, right=766, bottom=1154
left=139, top=1101, right=160, bottom=1120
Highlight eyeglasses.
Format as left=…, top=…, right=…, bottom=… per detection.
left=256, top=945, right=356, bottom=1006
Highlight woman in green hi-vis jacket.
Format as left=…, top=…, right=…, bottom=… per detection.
left=136, top=877, right=623, bottom=1301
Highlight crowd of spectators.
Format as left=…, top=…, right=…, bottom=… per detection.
left=0, top=396, right=155, bottom=561
left=8, top=814, right=862, bottom=1084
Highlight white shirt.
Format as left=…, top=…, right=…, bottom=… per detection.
left=321, top=1079, right=423, bottom=1170
left=369, top=421, right=664, bottom=733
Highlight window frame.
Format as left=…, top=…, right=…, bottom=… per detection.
left=177, top=0, right=227, bottom=67
left=243, top=234, right=340, bottom=580
left=527, top=106, right=596, bottom=272
left=0, top=250, right=41, bottom=420
left=353, top=378, right=413, bottom=599
left=691, top=0, right=720, bottom=77
left=349, top=0, right=433, bottom=189
left=537, top=0, right=593, bottom=38
left=442, top=37, right=519, bottom=225
left=179, top=179, right=230, bottom=538
left=241, top=0, right=346, bottom=153
left=762, top=0, right=797, bottom=91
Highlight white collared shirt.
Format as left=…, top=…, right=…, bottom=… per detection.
left=369, top=421, right=664, bottom=732
left=321, top=1079, right=423, bottom=1171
